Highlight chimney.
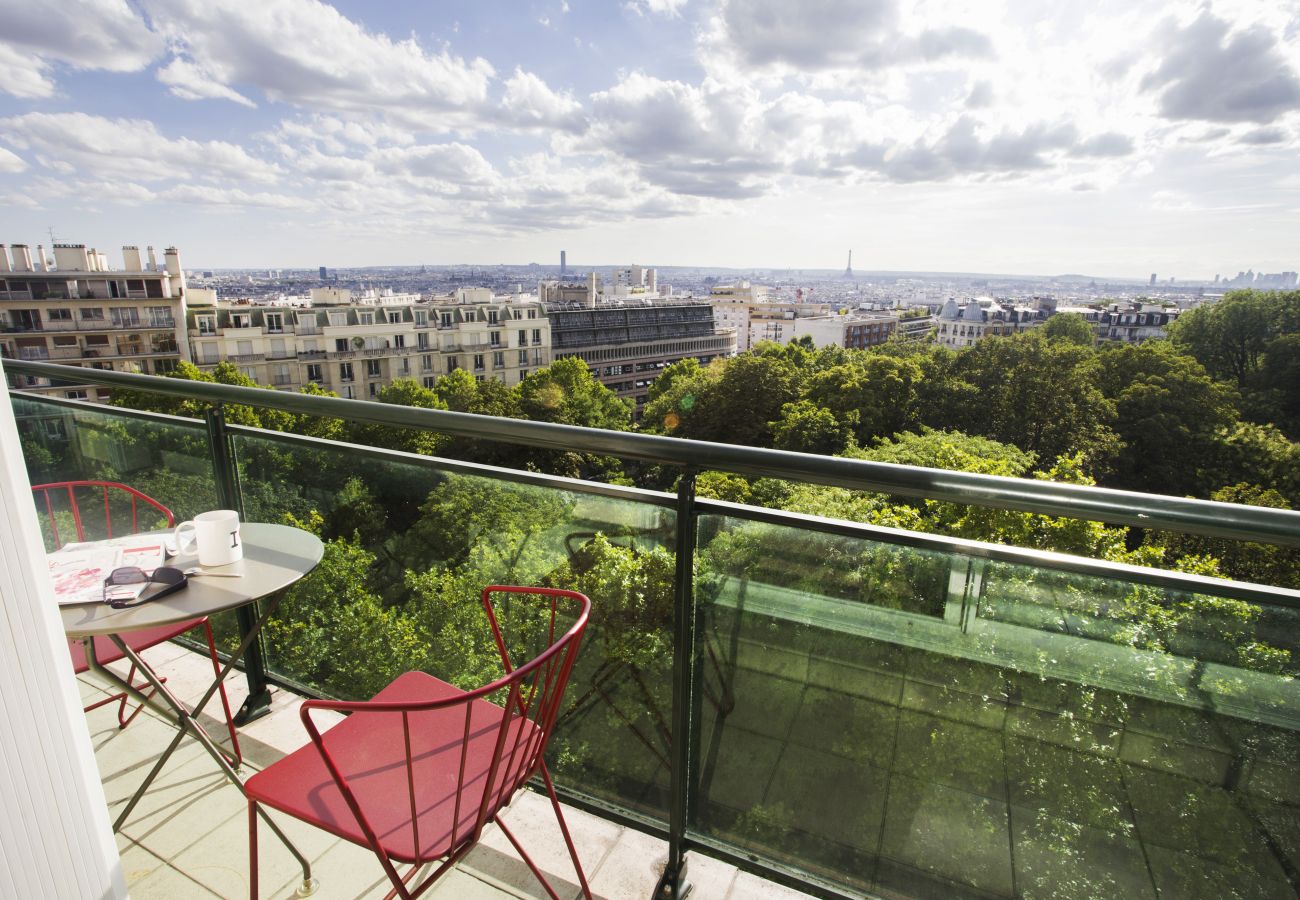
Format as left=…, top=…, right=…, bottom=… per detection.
left=163, top=246, right=181, bottom=277
left=11, top=244, right=32, bottom=272
left=122, top=245, right=142, bottom=271
left=647, top=267, right=657, bottom=294
left=53, top=243, right=90, bottom=271
left=0, top=245, right=9, bottom=273
left=147, top=245, right=158, bottom=272
left=35, top=244, right=48, bottom=272
left=586, top=271, right=598, bottom=308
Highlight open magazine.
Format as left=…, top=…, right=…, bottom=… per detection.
left=47, top=537, right=167, bottom=606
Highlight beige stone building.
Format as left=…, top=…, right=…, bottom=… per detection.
left=188, top=287, right=550, bottom=398
left=1, top=242, right=189, bottom=402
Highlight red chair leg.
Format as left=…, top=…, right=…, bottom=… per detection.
left=496, top=817, right=564, bottom=900
left=84, top=691, right=129, bottom=715
left=249, top=800, right=259, bottom=900
left=116, top=662, right=164, bottom=729
left=540, top=763, right=593, bottom=900
left=198, top=620, right=243, bottom=768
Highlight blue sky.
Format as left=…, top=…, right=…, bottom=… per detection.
left=0, top=0, right=1297, bottom=277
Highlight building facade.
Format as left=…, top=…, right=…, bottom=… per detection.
left=188, top=287, right=550, bottom=399
left=548, top=301, right=737, bottom=408
left=935, top=297, right=1040, bottom=349
left=790, top=312, right=898, bottom=350
left=1096, top=303, right=1180, bottom=343
left=1, top=242, right=189, bottom=402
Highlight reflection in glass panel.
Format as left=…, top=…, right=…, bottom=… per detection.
left=232, top=431, right=677, bottom=821
left=693, top=513, right=1300, bottom=899
left=12, top=396, right=218, bottom=534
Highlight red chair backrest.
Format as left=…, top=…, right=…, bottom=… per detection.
left=300, top=585, right=591, bottom=865
left=31, top=480, right=174, bottom=550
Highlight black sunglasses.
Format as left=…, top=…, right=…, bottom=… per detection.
left=103, top=566, right=189, bottom=609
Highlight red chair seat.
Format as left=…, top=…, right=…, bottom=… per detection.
left=246, top=671, right=539, bottom=864
left=67, top=619, right=209, bottom=672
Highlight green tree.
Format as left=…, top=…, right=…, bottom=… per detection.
left=770, top=400, right=855, bottom=455
left=516, top=357, right=632, bottom=430
left=939, top=331, right=1118, bottom=471
left=514, top=357, right=632, bottom=478
left=346, top=377, right=447, bottom=456
left=1041, top=312, right=1096, bottom=345
left=1095, top=341, right=1238, bottom=496
left=642, top=352, right=799, bottom=447
left=1169, top=289, right=1284, bottom=385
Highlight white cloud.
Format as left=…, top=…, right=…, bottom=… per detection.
left=140, top=0, right=495, bottom=129
left=499, top=69, right=587, bottom=131
left=1141, top=10, right=1300, bottom=123
left=157, top=57, right=258, bottom=107
left=627, top=0, right=689, bottom=17
left=0, top=113, right=280, bottom=183
left=0, top=0, right=162, bottom=74
left=706, top=0, right=991, bottom=75
left=0, top=43, right=54, bottom=99
left=0, top=146, right=27, bottom=173
left=162, top=185, right=306, bottom=208
left=371, top=143, right=499, bottom=187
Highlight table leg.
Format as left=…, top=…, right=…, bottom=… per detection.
left=83, top=592, right=315, bottom=893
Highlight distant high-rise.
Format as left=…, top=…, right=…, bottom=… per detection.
left=560, top=250, right=567, bottom=276
left=1149, top=273, right=1157, bottom=285
left=844, top=250, right=854, bottom=279
left=319, top=266, right=328, bottom=281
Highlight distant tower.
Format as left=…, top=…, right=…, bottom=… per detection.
left=319, top=266, right=328, bottom=281
left=1149, top=273, right=1157, bottom=285
left=844, top=250, right=853, bottom=279
left=560, top=250, right=567, bottom=276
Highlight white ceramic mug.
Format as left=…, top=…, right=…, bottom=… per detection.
left=175, top=509, right=243, bottom=567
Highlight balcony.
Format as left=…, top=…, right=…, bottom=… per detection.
left=6, top=359, right=1300, bottom=900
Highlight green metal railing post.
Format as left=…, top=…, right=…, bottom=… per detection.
left=657, top=469, right=699, bottom=899
left=205, top=405, right=273, bottom=725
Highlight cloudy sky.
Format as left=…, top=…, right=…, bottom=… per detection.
left=0, top=0, right=1297, bottom=277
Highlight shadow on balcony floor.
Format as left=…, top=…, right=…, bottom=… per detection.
left=80, top=643, right=814, bottom=900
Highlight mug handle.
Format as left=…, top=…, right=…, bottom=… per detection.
left=174, top=521, right=198, bottom=555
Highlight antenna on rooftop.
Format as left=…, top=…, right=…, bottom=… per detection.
left=47, top=225, right=58, bottom=245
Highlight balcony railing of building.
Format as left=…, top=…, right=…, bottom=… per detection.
left=7, top=357, right=1300, bottom=900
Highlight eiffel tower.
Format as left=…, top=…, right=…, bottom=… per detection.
left=844, top=250, right=853, bottom=279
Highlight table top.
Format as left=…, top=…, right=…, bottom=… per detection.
left=60, top=523, right=324, bottom=639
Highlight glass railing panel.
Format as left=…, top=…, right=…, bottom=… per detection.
left=692, top=511, right=1300, bottom=900
left=230, top=429, right=677, bottom=821
left=12, top=395, right=218, bottom=545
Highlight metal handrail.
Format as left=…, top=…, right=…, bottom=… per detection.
left=6, top=358, right=1300, bottom=546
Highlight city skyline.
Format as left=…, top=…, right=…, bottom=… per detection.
left=0, top=1, right=1298, bottom=276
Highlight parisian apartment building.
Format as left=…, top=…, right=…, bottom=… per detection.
left=0, top=242, right=189, bottom=402
left=539, top=269, right=738, bottom=408
left=934, top=296, right=1042, bottom=349
left=1096, top=302, right=1181, bottom=343
left=188, top=286, right=551, bottom=399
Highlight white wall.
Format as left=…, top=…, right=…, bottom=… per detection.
left=0, top=367, right=126, bottom=899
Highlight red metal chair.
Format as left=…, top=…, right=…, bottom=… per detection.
left=33, top=480, right=242, bottom=766
left=246, top=586, right=592, bottom=900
